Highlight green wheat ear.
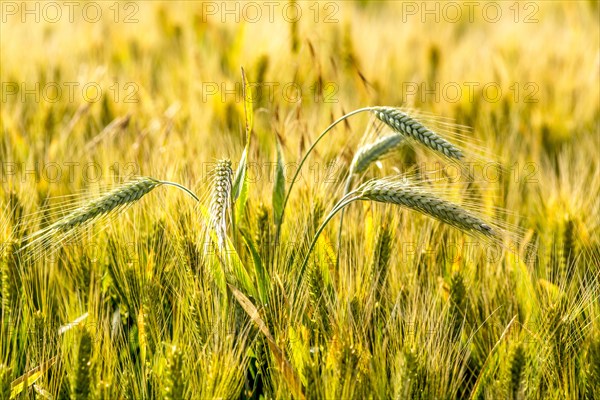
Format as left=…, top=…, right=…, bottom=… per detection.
left=58, top=177, right=160, bottom=229
left=163, top=345, right=184, bottom=400
left=71, top=326, right=93, bottom=400
left=508, top=344, right=526, bottom=400
left=208, top=159, right=234, bottom=247
left=562, top=216, right=576, bottom=281
left=357, top=180, right=496, bottom=238
left=1, top=240, right=19, bottom=319
left=371, top=223, right=392, bottom=300
left=350, top=134, right=405, bottom=176
left=20, top=177, right=198, bottom=254
left=372, top=107, right=464, bottom=160
left=449, top=272, right=468, bottom=341
left=255, top=203, right=272, bottom=266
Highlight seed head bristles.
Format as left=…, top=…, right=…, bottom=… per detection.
left=356, top=179, right=496, bottom=238
left=20, top=177, right=160, bottom=251
left=209, top=159, right=233, bottom=247
left=372, top=106, right=464, bottom=160
left=55, top=177, right=160, bottom=231
left=350, top=134, right=405, bottom=175
left=20, top=177, right=199, bottom=253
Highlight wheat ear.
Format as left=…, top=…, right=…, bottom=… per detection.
left=357, top=179, right=494, bottom=237
left=372, top=106, right=463, bottom=160
left=164, top=345, right=184, bottom=399
left=71, top=327, right=93, bottom=398
left=208, top=159, right=234, bottom=247
left=300, top=177, right=496, bottom=280
left=350, top=134, right=405, bottom=176
left=21, top=177, right=198, bottom=252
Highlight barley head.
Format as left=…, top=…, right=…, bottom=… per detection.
left=508, top=344, right=526, bottom=400
left=562, top=216, right=576, bottom=280
left=209, top=159, right=234, bottom=246
left=350, top=134, right=405, bottom=175
left=449, top=272, right=467, bottom=341
left=1, top=240, right=19, bottom=316
left=256, top=203, right=272, bottom=266
left=356, top=179, right=496, bottom=238
left=371, top=223, right=392, bottom=298
left=22, top=177, right=161, bottom=253
left=164, top=345, right=184, bottom=400
left=71, top=326, right=93, bottom=400
left=371, top=107, right=463, bottom=160
left=57, top=177, right=160, bottom=232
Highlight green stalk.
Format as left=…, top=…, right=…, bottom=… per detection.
left=336, top=173, right=354, bottom=266
left=275, top=107, right=373, bottom=243
left=159, top=181, right=200, bottom=202
left=296, top=193, right=358, bottom=290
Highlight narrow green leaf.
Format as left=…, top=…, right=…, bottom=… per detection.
left=235, top=160, right=249, bottom=220
left=233, top=68, right=252, bottom=216
left=232, top=147, right=247, bottom=202
left=273, top=136, right=286, bottom=227
left=225, top=234, right=257, bottom=300
left=240, top=228, right=270, bottom=305
left=10, top=357, right=57, bottom=399
left=241, top=67, right=253, bottom=143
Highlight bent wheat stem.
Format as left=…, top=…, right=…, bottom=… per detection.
left=276, top=107, right=373, bottom=242
left=337, top=133, right=405, bottom=262
left=300, top=178, right=497, bottom=280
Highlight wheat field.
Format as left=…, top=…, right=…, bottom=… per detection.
left=1, top=1, right=599, bottom=399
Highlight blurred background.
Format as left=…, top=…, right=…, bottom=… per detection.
left=1, top=1, right=599, bottom=398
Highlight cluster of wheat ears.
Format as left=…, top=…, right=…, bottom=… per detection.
left=17, top=106, right=510, bottom=266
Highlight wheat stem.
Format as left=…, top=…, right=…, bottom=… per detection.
left=276, top=107, right=373, bottom=242
left=298, top=193, right=358, bottom=286
left=337, top=133, right=405, bottom=263
left=301, top=177, right=497, bottom=278
left=159, top=181, right=200, bottom=202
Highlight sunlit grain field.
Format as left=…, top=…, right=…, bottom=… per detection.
left=1, top=1, right=599, bottom=398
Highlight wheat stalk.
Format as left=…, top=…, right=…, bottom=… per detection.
left=338, top=134, right=405, bottom=258
left=372, top=106, right=464, bottom=160
left=208, top=159, right=234, bottom=247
